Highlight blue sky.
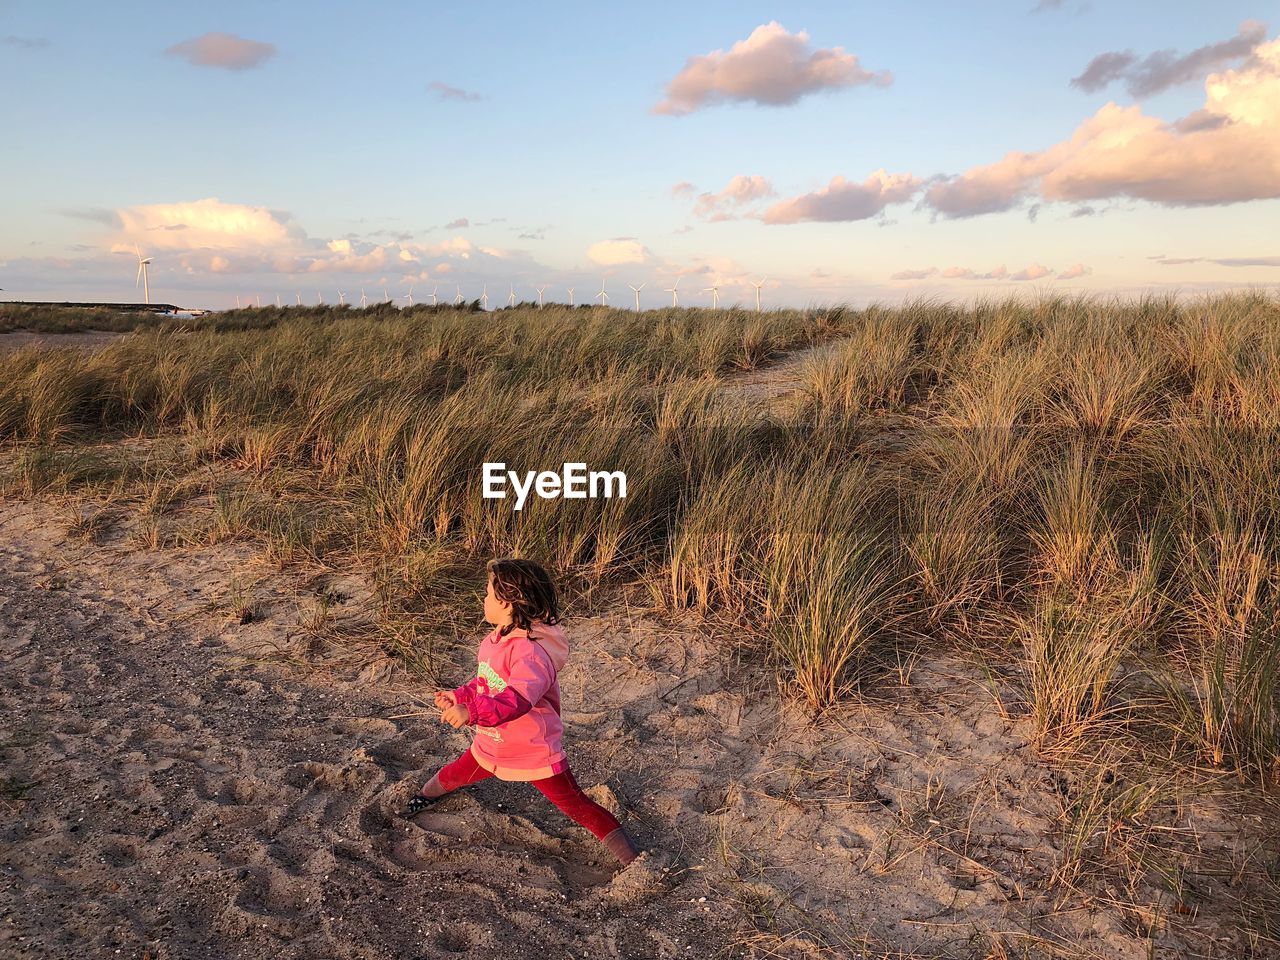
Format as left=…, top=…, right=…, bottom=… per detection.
left=2, top=1, right=1277, bottom=308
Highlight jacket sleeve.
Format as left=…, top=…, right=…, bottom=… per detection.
left=452, top=676, right=484, bottom=707
left=463, top=645, right=556, bottom=728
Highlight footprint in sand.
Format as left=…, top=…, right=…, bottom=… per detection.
left=586, top=849, right=681, bottom=908
left=283, top=759, right=374, bottom=791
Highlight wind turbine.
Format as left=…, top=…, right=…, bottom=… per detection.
left=276, top=293, right=281, bottom=308
left=567, top=286, right=575, bottom=307
left=702, top=284, right=720, bottom=309
left=453, top=284, right=464, bottom=305
left=535, top=285, right=547, bottom=308
left=317, top=291, right=324, bottom=305
left=481, top=284, right=489, bottom=310
left=134, top=245, right=153, bottom=304
left=404, top=285, right=414, bottom=306
left=751, top=276, right=767, bottom=312
left=235, top=295, right=241, bottom=309
left=383, top=287, right=390, bottom=304
left=360, top=287, right=368, bottom=308
left=296, top=291, right=302, bottom=306
left=430, top=284, right=439, bottom=306
left=627, top=282, right=645, bottom=311
left=663, top=276, right=681, bottom=307
left=507, top=284, right=517, bottom=308
left=255, top=294, right=261, bottom=308
left=595, top=279, right=608, bottom=307
left=337, top=289, right=346, bottom=306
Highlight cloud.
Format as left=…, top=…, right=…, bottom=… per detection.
left=2, top=34, right=50, bottom=49
left=59, top=207, right=121, bottom=227
left=926, top=35, right=1280, bottom=217
left=1071, top=20, right=1267, bottom=97
left=164, top=32, right=276, bottom=70
left=1152, top=254, right=1280, bottom=267
left=428, top=81, right=483, bottom=102
left=1070, top=51, right=1138, bottom=93
left=670, top=181, right=696, bottom=198
left=307, top=246, right=390, bottom=274
left=96, top=198, right=529, bottom=281
left=445, top=218, right=469, bottom=230
left=1057, top=263, right=1092, bottom=278
left=940, top=265, right=1010, bottom=280
left=587, top=238, right=650, bottom=266
left=653, top=21, right=891, bottom=115
left=925, top=151, right=1045, bottom=217
left=1069, top=205, right=1098, bottom=217
left=115, top=198, right=301, bottom=251
left=691, top=175, right=775, bottom=220
left=763, top=169, right=922, bottom=224
left=892, top=263, right=1061, bottom=282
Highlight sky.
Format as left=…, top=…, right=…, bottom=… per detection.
left=2, top=0, right=1278, bottom=310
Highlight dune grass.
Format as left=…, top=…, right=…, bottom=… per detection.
left=2, top=292, right=1279, bottom=790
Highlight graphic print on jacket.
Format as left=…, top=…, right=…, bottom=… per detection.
left=452, top=620, right=571, bottom=781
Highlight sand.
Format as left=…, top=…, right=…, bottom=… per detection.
left=1, top=494, right=1275, bottom=958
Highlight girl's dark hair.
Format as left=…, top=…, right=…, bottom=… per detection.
left=487, top=558, right=560, bottom=636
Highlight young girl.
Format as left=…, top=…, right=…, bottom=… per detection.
left=402, top=557, right=640, bottom=867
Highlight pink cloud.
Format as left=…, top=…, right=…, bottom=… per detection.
left=113, top=198, right=300, bottom=251
left=937, top=265, right=1010, bottom=280
left=763, top=169, right=922, bottom=224
left=587, top=238, right=650, bottom=266
left=890, top=267, right=938, bottom=280
left=692, top=175, right=775, bottom=220
left=653, top=21, right=891, bottom=116
left=670, top=181, right=696, bottom=198
left=165, top=32, right=276, bottom=70
left=1057, top=263, right=1092, bottom=279
left=1011, top=264, right=1053, bottom=281
left=926, top=35, right=1280, bottom=217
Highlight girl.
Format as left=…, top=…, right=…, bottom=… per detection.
left=402, top=557, right=640, bottom=867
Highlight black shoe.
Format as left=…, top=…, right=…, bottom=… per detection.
left=400, top=794, right=439, bottom=817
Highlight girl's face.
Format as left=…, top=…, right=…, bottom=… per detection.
left=484, top=575, right=514, bottom=627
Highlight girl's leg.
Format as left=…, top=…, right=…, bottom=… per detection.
left=531, top=768, right=639, bottom=865
left=422, top=748, right=492, bottom=797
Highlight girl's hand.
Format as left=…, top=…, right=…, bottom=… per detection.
left=440, top=703, right=470, bottom=728
left=434, top=690, right=457, bottom=709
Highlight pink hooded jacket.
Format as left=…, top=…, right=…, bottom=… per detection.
left=452, top=619, right=570, bottom=781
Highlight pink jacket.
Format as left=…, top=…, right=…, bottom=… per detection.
left=452, top=620, right=570, bottom=781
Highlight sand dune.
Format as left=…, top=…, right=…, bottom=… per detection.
left=1, top=498, right=1271, bottom=958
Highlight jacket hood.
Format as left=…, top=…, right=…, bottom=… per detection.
left=503, top=620, right=569, bottom=672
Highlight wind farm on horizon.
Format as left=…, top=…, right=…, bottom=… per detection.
left=53, top=242, right=780, bottom=314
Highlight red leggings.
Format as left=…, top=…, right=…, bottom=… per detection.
left=433, top=749, right=622, bottom=841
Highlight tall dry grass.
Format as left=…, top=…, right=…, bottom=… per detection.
left=3, top=292, right=1279, bottom=782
